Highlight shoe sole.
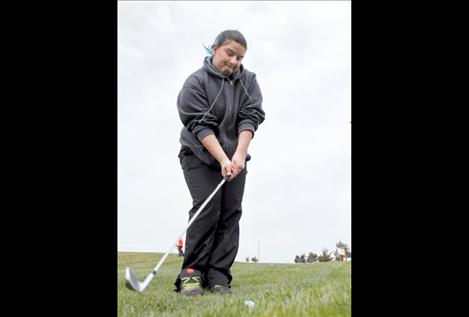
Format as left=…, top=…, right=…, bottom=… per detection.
left=181, top=289, right=204, bottom=296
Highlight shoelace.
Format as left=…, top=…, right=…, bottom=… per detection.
left=181, top=276, right=201, bottom=290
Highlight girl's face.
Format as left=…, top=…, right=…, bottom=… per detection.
left=211, top=40, right=246, bottom=76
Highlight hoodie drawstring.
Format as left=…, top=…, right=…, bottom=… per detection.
left=239, top=79, right=252, bottom=101
left=198, top=76, right=252, bottom=124
left=199, top=78, right=225, bottom=123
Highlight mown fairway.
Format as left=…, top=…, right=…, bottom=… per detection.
left=118, top=252, right=351, bottom=317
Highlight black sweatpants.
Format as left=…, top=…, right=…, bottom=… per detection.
left=175, top=148, right=247, bottom=290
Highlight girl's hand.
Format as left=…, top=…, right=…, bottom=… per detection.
left=220, top=158, right=234, bottom=181
left=231, top=151, right=246, bottom=180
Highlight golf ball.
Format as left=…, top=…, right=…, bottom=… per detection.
left=244, top=300, right=255, bottom=310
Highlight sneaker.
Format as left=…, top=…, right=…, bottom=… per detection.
left=208, top=284, right=232, bottom=294
left=180, top=268, right=204, bottom=296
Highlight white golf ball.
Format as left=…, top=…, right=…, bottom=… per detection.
left=244, top=300, right=255, bottom=310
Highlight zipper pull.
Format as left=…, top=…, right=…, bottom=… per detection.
left=230, top=80, right=233, bottom=86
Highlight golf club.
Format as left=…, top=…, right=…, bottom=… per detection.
left=125, top=176, right=228, bottom=292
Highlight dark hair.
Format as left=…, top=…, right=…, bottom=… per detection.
left=204, top=30, right=247, bottom=56
left=213, top=30, right=247, bottom=50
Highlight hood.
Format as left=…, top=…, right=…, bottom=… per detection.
left=202, top=57, right=245, bottom=81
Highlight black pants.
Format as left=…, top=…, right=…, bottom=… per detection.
left=175, top=148, right=247, bottom=290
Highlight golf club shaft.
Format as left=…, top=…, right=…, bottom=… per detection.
left=139, top=176, right=227, bottom=290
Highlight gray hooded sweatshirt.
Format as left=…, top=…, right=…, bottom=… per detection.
left=177, top=57, right=265, bottom=166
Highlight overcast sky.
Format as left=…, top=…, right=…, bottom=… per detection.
left=118, top=1, right=351, bottom=263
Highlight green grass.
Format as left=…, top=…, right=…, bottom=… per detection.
left=118, top=252, right=351, bottom=317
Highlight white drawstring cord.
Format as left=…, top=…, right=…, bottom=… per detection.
left=198, top=78, right=225, bottom=123
left=198, top=76, right=251, bottom=124
left=239, top=79, right=252, bottom=100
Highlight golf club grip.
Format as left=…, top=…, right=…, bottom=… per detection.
left=222, top=154, right=251, bottom=181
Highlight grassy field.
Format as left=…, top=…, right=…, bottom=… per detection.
left=118, top=252, right=351, bottom=317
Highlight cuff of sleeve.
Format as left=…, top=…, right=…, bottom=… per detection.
left=238, top=122, right=256, bottom=137
left=196, top=128, right=215, bottom=142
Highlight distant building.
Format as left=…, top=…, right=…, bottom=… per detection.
left=336, top=248, right=348, bottom=262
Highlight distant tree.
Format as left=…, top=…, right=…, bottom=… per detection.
left=318, top=248, right=333, bottom=262
left=336, top=241, right=349, bottom=250
left=294, top=255, right=300, bottom=263
left=299, top=253, right=306, bottom=263
left=307, top=252, right=318, bottom=263
left=245, top=257, right=250, bottom=262
left=336, top=241, right=350, bottom=254
left=335, top=241, right=351, bottom=261
left=251, top=256, right=258, bottom=263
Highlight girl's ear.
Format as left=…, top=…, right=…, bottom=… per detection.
left=211, top=45, right=218, bottom=55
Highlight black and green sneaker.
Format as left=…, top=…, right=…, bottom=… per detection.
left=208, top=284, right=232, bottom=294
left=180, top=268, right=204, bottom=296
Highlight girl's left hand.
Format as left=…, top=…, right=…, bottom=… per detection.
left=231, top=151, right=246, bottom=179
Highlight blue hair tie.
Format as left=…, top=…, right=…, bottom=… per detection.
left=203, top=43, right=213, bottom=57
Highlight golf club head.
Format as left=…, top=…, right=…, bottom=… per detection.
left=125, top=267, right=142, bottom=292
